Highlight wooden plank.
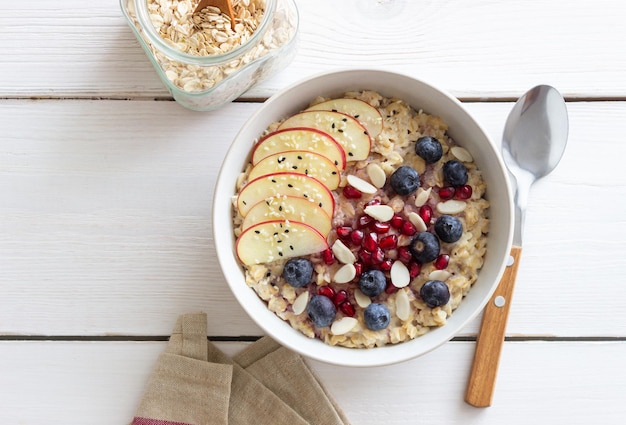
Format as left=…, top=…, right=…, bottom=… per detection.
left=0, top=1, right=625, bottom=99
left=0, top=340, right=624, bottom=424
left=1, top=100, right=625, bottom=337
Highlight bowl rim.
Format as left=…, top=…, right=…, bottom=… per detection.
left=213, top=68, right=514, bottom=367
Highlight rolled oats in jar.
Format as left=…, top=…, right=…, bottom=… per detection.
left=121, top=0, right=299, bottom=110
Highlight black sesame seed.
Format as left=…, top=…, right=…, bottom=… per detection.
left=338, top=129, right=344, bottom=133
left=287, top=183, right=293, bottom=188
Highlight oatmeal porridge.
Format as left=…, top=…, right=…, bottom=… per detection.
left=232, top=91, right=489, bottom=349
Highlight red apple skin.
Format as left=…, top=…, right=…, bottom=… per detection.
left=251, top=127, right=346, bottom=171
left=236, top=219, right=329, bottom=266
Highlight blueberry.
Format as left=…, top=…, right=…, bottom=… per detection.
left=443, top=160, right=468, bottom=187
left=434, top=215, right=463, bottom=243
left=358, top=269, right=387, bottom=298
left=390, top=166, right=420, bottom=196
left=420, top=280, right=450, bottom=307
left=306, top=295, right=337, bottom=327
left=282, top=258, right=314, bottom=287
left=415, top=136, right=443, bottom=164
left=409, top=232, right=440, bottom=263
left=363, top=303, right=391, bottom=330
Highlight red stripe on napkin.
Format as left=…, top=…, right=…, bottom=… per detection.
left=132, top=417, right=193, bottom=425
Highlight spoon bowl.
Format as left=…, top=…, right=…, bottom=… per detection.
left=465, top=85, right=569, bottom=407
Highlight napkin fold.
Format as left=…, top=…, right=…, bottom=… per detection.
left=131, top=312, right=350, bottom=425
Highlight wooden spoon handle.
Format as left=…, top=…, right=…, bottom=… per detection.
left=465, top=245, right=522, bottom=407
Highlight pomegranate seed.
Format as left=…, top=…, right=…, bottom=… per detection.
left=390, top=214, right=404, bottom=229
left=379, top=234, right=398, bottom=250
left=340, top=301, right=356, bottom=317
left=371, top=247, right=385, bottom=264
left=336, top=226, right=352, bottom=240
left=366, top=198, right=382, bottom=206
left=357, top=214, right=374, bottom=229
left=435, top=254, right=450, bottom=270
left=380, top=258, right=393, bottom=271
left=398, top=246, right=412, bottom=264
left=363, top=232, right=378, bottom=251
left=439, top=186, right=455, bottom=200
left=419, top=205, right=433, bottom=224
left=321, top=248, right=334, bottom=265
left=318, top=286, right=335, bottom=299
left=372, top=221, right=391, bottom=234
left=408, top=261, right=421, bottom=278
left=343, top=185, right=362, bottom=199
left=385, top=279, right=398, bottom=294
left=333, top=289, right=348, bottom=306
left=455, top=184, right=473, bottom=200
left=400, top=220, right=417, bottom=236
left=358, top=248, right=372, bottom=265
left=354, top=262, right=364, bottom=278
left=350, top=229, right=364, bottom=246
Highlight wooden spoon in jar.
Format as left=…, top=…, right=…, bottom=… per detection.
left=194, top=0, right=236, bottom=30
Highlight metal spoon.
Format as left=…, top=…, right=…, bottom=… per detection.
left=465, top=85, right=569, bottom=407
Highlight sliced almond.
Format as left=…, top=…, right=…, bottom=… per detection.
left=390, top=261, right=410, bottom=288
left=450, top=146, right=473, bottom=162
left=414, top=187, right=431, bottom=207
left=330, top=316, right=358, bottom=335
left=354, top=288, right=372, bottom=308
left=429, top=270, right=451, bottom=281
left=395, top=289, right=411, bottom=321
left=346, top=174, right=377, bottom=194
left=408, top=211, right=428, bottom=232
left=364, top=204, right=394, bottom=222
left=334, top=263, right=356, bottom=284
left=366, top=163, right=387, bottom=188
left=436, top=199, right=467, bottom=215
left=331, top=239, right=356, bottom=264
left=292, top=291, right=309, bottom=315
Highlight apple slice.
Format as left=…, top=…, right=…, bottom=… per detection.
left=237, top=172, right=335, bottom=218
left=236, top=220, right=329, bottom=265
left=252, top=128, right=346, bottom=171
left=242, top=196, right=332, bottom=237
left=306, top=98, right=383, bottom=139
left=278, top=111, right=371, bottom=161
left=247, top=151, right=340, bottom=190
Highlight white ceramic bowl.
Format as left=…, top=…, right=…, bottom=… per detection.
left=213, top=69, right=513, bottom=367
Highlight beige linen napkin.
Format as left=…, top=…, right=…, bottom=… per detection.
left=131, top=312, right=350, bottom=425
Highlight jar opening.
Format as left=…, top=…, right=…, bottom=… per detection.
left=134, top=0, right=277, bottom=65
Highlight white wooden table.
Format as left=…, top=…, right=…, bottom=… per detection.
left=2, top=1, right=626, bottom=423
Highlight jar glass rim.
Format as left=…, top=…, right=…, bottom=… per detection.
left=134, top=0, right=276, bottom=65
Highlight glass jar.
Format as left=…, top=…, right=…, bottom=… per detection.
left=121, top=0, right=299, bottom=111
